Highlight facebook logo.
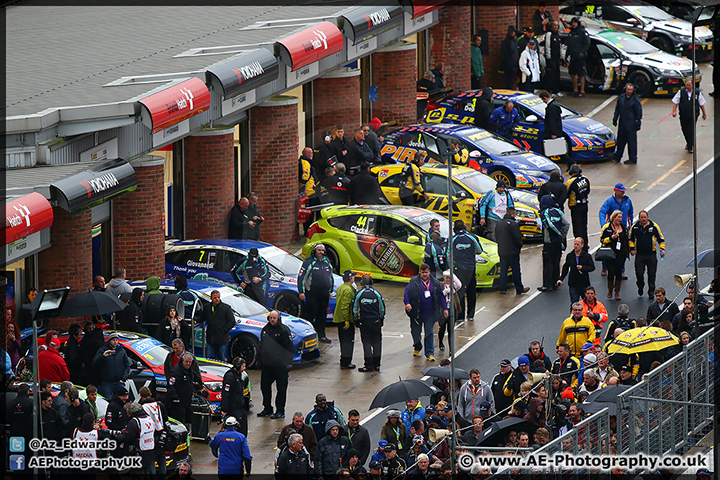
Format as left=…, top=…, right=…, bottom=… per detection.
left=9, top=436, right=25, bottom=452
left=10, top=455, right=25, bottom=470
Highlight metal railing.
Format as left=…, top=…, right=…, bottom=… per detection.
left=617, top=328, right=715, bottom=456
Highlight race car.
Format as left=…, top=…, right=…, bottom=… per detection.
left=302, top=205, right=501, bottom=287
left=370, top=163, right=542, bottom=239
left=379, top=123, right=562, bottom=190
left=130, top=279, right=321, bottom=369
left=165, top=239, right=342, bottom=321
left=560, top=0, right=713, bottom=62
left=558, top=27, right=702, bottom=97
left=3, top=383, right=190, bottom=471
left=422, top=90, right=616, bottom=162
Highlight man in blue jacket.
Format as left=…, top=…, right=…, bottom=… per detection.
left=489, top=101, right=519, bottom=137
left=613, top=83, right=643, bottom=164
left=92, top=332, right=131, bottom=399
left=598, top=184, right=634, bottom=276
left=298, top=243, right=334, bottom=343
left=452, top=220, right=484, bottom=322
left=210, top=416, right=252, bottom=479
left=404, top=264, right=448, bottom=362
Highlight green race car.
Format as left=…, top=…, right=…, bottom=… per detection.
left=302, top=205, right=501, bottom=287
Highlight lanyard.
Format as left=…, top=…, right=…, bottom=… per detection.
left=393, top=427, right=402, bottom=449
left=422, top=280, right=431, bottom=291
left=349, top=428, right=354, bottom=443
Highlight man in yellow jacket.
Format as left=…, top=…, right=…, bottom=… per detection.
left=333, top=270, right=357, bottom=370
left=557, top=302, right=596, bottom=358
left=399, top=152, right=429, bottom=206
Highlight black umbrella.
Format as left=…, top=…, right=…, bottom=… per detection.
left=581, top=385, right=633, bottom=415
left=369, top=379, right=440, bottom=410
left=61, top=291, right=126, bottom=317
left=476, top=417, right=540, bottom=447
left=421, top=366, right=470, bottom=380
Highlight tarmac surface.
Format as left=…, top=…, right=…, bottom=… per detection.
left=190, top=62, right=716, bottom=474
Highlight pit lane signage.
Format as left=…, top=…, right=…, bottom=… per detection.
left=276, top=21, right=344, bottom=71
left=50, top=158, right=137, bottom=214
left=207, top=48, right=279, bottom=100
left=138, top=77, right=211, bottom=134
left=3, top=192, right=53, bottom=245
left=341, top=5, right=404, bottom=44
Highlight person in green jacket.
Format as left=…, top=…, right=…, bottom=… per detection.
left=334, top=270, right=357, bottom=369
left=471, top=34, right=484, bottom=90
left=145, top=276, right=162, bottom=295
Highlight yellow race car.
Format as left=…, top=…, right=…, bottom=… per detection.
left=371, top=163, right=542, bottom=239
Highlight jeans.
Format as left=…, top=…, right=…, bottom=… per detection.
left=569, top=285, right=584, bottom=305
left=99, top=381, right=124, bottom=400
left=410, top=317, right=436, bottom=357
left=499, top=254, right=524, bottom=293
left=206, top=343, right=228, bottom=362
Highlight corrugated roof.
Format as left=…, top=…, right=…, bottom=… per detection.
left=6, top=4, right=353, bottom=117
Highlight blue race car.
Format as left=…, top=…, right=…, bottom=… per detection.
left=379, top=123, right=561, bottom=190
left=422, top=89, right=616, bottom=162
left=130, top=279, right=321, bottom=369
left=165, top=239, right=341, bottom=321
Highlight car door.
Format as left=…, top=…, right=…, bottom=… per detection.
left=170, top=248, right=220, bottom=282
left=602, top=6, right=644, bottom=37
left=327, top=213, right=381, bottom=275
left=375, top=215, right=422, bottom=278
left=507, top=102, right=544, bottom=154
left=399, top=131, right=439, bottom=163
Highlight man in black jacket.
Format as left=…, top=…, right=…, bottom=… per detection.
left=66, top=386, right=92, bottom=433
left=500, top=26, right=519, bottom=89
left=613, top=83, right=643, bottom=164
left=276, top=432, right=311, bottom=477
left=352, top=274, right=386, bottom=372
left=331, top=125, right=349, bottom=166
left=566, top=17, right=590, bottom=97
left=7, top=383, right=33, bottom=445
left=323, top=163, right=351, bottom=205
left=557, top=237, right=595, bottom=304
left=107, top=403, right=157, bottom=477
left=257, top=310, right=294, bottom=419
left=349, top=162, right=384, bottom=205
left=167, top=353, right=204, bottom=428
left=646, top=287, right=680, bottom=326
left=495, top=208, right=529, bottom=295
left=201, top=290, right=235, bottom=362
left=63, top=323, right=84, bottom=385
left=297, top=243, right=335, bottom=343
left=365, top=120, right=383, bottom=163
left=537, top=169, right=568, bottom=211
left=221, top=357, right=251, bottom=436
left=246, top=192, right=264, bottom=240
left=228, top=197, right=254, bottom=239
left=539, top=89, right=573, bottom=171
left=346, top=409, right=371, bottom=465
left=542, top=20, right=562, bottom=96
left=473, top=87, right=494, bottom=130
left=347, top=128, right=375, bottom=174
left=315, top=131, right=336, bottom=184
left=532, top=2, right=553, bottom=35
left=39, top=392, right=64, bottom=443
left=490, top=360, right=514, bottom=415
left=565, top=164, right=590, bottom=247
left=81, top=320, right=105, bottom=386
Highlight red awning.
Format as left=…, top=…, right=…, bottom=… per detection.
left=276, top=21, right=344, bottom=71
left=411, top=0, right=450, bottom=18
left=139, top=77, right=211, bottom=134
left=3, top=192, right=54, bottom=245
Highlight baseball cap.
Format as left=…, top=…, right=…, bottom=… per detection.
left=614, top=183, right=627, bottom=192
left=342, top=270, right=355, bottom=282
left=583, top=353, right=597, bottom=365
left=581, top=342, right=595, bottom=352
left=496, top=179, right=508, bottom=189
left=620, top=365, right=632, bottom=372
left=499, top=359, right=512, bottom=367
left=369, top=118, right=382, bottom=131
left=424, top=70, right=435, bottom=79
left=49, top=339, right=61, bottom=347
left=369, top=461, right=382, bottom=470
left=517, top=355, right=530, bottom=366
left=108, top=332, right=120, bottom=340
left=378, top=440, right=388, bottom=448
left=442, top=404, right=453, bottom=412
left=383, top=443, right=396, bottom=451
left=523, top=26, right=533, bottom=33
left=248, top=247, right=259, bottom=257
left=478, top=401, right=491, bottom=414
left=425, top=405, right=436, bottom=413
left=115, top=386, right=129, bottom=396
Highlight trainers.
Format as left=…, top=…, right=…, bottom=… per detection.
left=413, top=350, right=421, bottom=357
left=467, top=317, right=474, bottom=321
left=341, top=364, right=356, bottom=370
left=270, top=412, right=285, bottom=419
left=257, top=410, right=273, bottom=417
left=358, top=367, right=375, bottom=373
left=556, top=92, right=564, bottom=97
left=428, top=355, right=436, bottom=362
left=319, top=337, right=332, bottom=344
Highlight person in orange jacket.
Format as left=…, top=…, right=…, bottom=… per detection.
left=580, top=286, right=608, bottom=346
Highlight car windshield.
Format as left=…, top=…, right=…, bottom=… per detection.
left=458, top=128, right=524, bottom=155
left=129, top=339, right=172, bottom=367
left=452, top=170, right=497, bottom=194
left=632, top=6, right=675, bottom=22
left=404, top=213, right=451, bottom=238
left=519, top=96, right=577, bottom=119
left=600, top=32, right=656, bottom=54
left=218, top=292, right=270, bottom=317
left=260, top=246, right=303, bottom=276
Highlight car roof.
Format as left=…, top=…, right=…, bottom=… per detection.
left=129, top=279, right=238, bottom=296
left=322, top=204, right=441, bottom=220
left=396, top=123, right=478, bottom=134
left=167, top=239, right=276, bottom=252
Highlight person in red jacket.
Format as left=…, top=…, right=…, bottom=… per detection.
left=38, top=339, right=70, bottom=382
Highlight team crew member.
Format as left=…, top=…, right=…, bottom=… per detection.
left=613, top=83, right=643, bottom=164
left=489, top=101, right=519, bottom=137
left=557, top=302, right=596, bottom=358
left=323, top=163, right=351, bottom=205
left=476, top=179, right=515, bottom=242
left=139, top=386, right=169, bottom=478
left=452, top=220, right=483, bottom=322
left=210, top=416, right=252, bottom=479
left=234, top=247, right=270, bottom=304
left=629, top=210, right=666, bottom=299
left=334, top=270, right=357, bottom=370
left=352, top=274, right=386, bottom=373
left=298, top=243, right=335, bottom=343
left=566, top=17, right=590, bottom=97
left=167, top=353, right=204, bottom=429
left=276, top=433, right=311, bottom=477
left=221, top=357, right=251, bottom=436
left=424, top=231, right=448, bottom=281
left=565, top=164, right=590, bottom=247
left=448, top=139, right=469, bottom=166
left=299, top=147, right=320, bottom=232
left=399, top=151, right=429, bottom=206
left=671, top=78, right=707, bottom=153
left=108, top=403, right=158, bottom=477
left=552, top=343, right=581, bottom=389
left=580, top=286, right=608, bottom=346
left=257, top=310, right=294, bottom=419
left=539, top=90, right=573, bottom=171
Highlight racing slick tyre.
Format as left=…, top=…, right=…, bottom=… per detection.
left=489, top=169, right=515, bottom=188
left=648, top=35, right=673, bottom=55
left=274, top=291, right=304, bottom=318
left=229, top=333, right=259, bottom=369
left=143, top=293, right=184, bottom=330
left=627, top=70, right=653, bottom=98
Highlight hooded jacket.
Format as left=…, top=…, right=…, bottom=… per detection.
left=145, top=276, right=162, bottom=295
left=120, top=288, right=144, bottom=333
left=473, top=88, right=494, bottom=130
left=566, top=22, right=590, bottom=60
left=106, top=277, right=132, bottom=297
left=522, top=398, right=546, bottom=426
left=297, top=245, right=334, bottom=296
left=539, top=194, right=570, bottom=246
left=307, top=400, right=346, bottom=441
left=457, top=378, right=494, bottom=421
left=38, top=347, right=70, bottom=383
left=93, top=341, right=131, bottom=383
left=314, top=420, right=351, bottom=475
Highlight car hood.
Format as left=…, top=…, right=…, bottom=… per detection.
left=563, top=116, right=613, bottom=136
left=194, top=358, right=229, bottom=380
left=509, top=189, right=540, bottom=209
left=501, top=152, right=558, bottom=172
left=233, top=311, right=316, bottom=339
left=628, top=50, right=694, bottom=72
left=650, top=20, right=711, bottom=40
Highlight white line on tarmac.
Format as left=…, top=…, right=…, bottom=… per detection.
left=587, top=95, right=617, bottom=117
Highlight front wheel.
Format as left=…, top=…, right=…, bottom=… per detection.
left=489, top=169, right=515, bottom=188
left=229, top=334, right=259, bottom=368
left=274, top=291, right=304, bottom=318
left=627, top=70, right=653, bottom=98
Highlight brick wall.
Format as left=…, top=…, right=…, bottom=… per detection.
left=518, top=4, right=560, bottom=35
left=112, top=157, right=165, bottom=282
left=38, top=207, right=92, bottom=330
left=475, top=5, right=518, bottom=89
left=249, top=96, right=299, bottom=245
left=184, top=128, right=235, bottom=239
left=429, top=1, right=471, bottom=92
left=371, top=42, right=417, bottom=125
left=313, top=71, right=361, bottom=145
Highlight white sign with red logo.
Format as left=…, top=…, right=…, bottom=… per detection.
left=3, top=192, right=53, bottom=245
